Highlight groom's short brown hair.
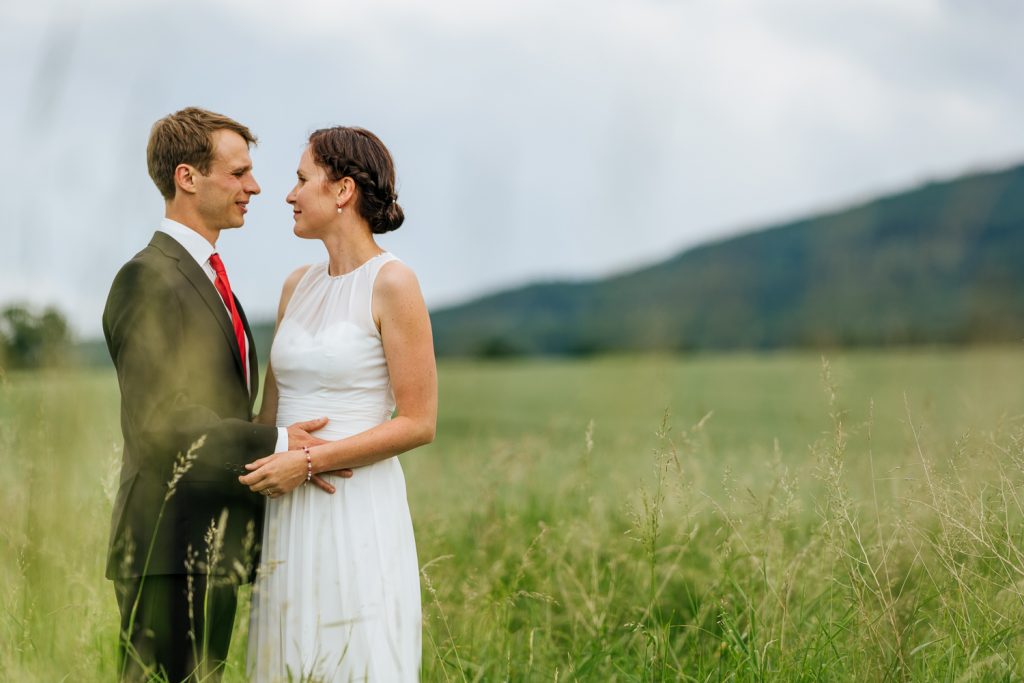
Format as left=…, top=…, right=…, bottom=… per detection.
left=147, top=107, right=257, bottom=200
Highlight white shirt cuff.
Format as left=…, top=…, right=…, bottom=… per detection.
left=275, top=427, right=288, bottom=454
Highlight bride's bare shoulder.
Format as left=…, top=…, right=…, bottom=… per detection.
left=277, top=264, right=314, bottom=322
left=371, top=260, right=426, bottom=327
left=375, top=259, right=419, bottom=295
left=283, top=264, right=314, bottom=294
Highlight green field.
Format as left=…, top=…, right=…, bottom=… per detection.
left=3, top=349, right=1024, bottom=680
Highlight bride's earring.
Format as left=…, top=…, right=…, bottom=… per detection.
left=337, top=205, right=343, bottom=214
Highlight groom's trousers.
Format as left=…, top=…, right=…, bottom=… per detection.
left=115, top=575, right=238, bottom=683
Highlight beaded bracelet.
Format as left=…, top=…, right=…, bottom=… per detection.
left=302, top=446, right=313, bottom=484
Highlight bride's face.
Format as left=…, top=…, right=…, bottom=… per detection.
left=286, top=146, right=338, bottom=239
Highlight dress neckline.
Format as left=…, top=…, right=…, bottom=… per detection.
left=324, top=252, right=389, bottom=280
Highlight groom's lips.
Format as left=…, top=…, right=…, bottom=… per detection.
left=237, top=202, right=248, bottom=214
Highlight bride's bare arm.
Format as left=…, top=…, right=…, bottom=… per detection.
left=255, top=265, right=312, bottom=426
left=254, top=364, right=279, bottom=426
left=240, top=261, right=437, bottom=496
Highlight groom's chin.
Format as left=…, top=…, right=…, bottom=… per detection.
left=223, top=212, right=248, bottom=229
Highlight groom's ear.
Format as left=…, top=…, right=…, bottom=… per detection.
left=174, top=164, right=199, bottom=196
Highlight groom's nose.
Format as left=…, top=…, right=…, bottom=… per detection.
left=245, top=173, right=261, bottom=196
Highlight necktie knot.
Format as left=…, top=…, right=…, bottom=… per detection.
left=209, top=252, right=226, bottom=276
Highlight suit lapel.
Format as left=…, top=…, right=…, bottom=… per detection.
left=235, top=296, right=260, bottom=407
left=149, top=232, right=248, bottom=390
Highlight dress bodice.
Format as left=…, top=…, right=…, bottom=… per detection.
left=271, top=254, right=398, bottom=439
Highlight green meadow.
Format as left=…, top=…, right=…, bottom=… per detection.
left=3, top=349, right=1024, bottom=680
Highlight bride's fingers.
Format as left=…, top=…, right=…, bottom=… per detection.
left=239, top=469, right=266, bottom=486
left=245, top=454, right=273, bottom=471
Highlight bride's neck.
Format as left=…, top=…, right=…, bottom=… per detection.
left=322, top=227, right=383, bottom=277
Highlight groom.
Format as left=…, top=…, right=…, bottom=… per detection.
left=103, top=107, right=341, bottom=682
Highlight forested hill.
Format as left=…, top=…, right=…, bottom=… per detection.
left=429, top=162, right=1024, bottom=357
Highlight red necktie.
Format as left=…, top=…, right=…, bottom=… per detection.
left=208, top=252, right=248, bottom=383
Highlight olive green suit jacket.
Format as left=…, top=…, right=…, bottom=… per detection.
left=103, top=231, right=277, bottom=581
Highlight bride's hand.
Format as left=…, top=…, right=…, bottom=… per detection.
left=239, top=451, right=352, bottom=497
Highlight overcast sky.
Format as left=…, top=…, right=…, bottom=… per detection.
left=2, top=0, right=1022, bottom=336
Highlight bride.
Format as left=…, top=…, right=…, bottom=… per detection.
left=240, top=126, right=437, bottom=682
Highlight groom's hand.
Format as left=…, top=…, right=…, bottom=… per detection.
left=287, top=417, right=330, bottom=449
left=284, top=417, right=356, bottom=491
left=310, top=468, right=354, bottom=494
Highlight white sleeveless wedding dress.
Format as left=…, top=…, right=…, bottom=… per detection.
left=247, top=254, right=421, bottom=682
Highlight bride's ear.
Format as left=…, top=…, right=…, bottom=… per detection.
left=336, top=177, right=356, bottom=208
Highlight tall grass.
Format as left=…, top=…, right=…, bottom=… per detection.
left=2, top=351, right=1024, bottom=680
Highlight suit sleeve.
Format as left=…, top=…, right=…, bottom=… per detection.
left=104, top=259, right=278, bottom=485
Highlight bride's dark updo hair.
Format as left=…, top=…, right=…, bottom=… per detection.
left=308, top=126, right=404, bottom=234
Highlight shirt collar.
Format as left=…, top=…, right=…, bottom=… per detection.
left=158, top=218, right=217, bottom=270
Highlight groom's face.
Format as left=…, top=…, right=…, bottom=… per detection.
left=194, top=129, right=261, bottom=230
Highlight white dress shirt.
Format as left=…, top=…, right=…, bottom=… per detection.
left=158, top=218, right=288, bottom=454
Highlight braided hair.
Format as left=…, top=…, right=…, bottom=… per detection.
left=308, top=127, right=404, bottom=234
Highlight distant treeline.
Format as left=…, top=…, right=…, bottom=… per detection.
left=426, top=162, right=1024, bottom=357
left=0, top=305, right=74, bottom=370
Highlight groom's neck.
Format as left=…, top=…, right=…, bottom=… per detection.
left=165, top=205, right=220, bottom=247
